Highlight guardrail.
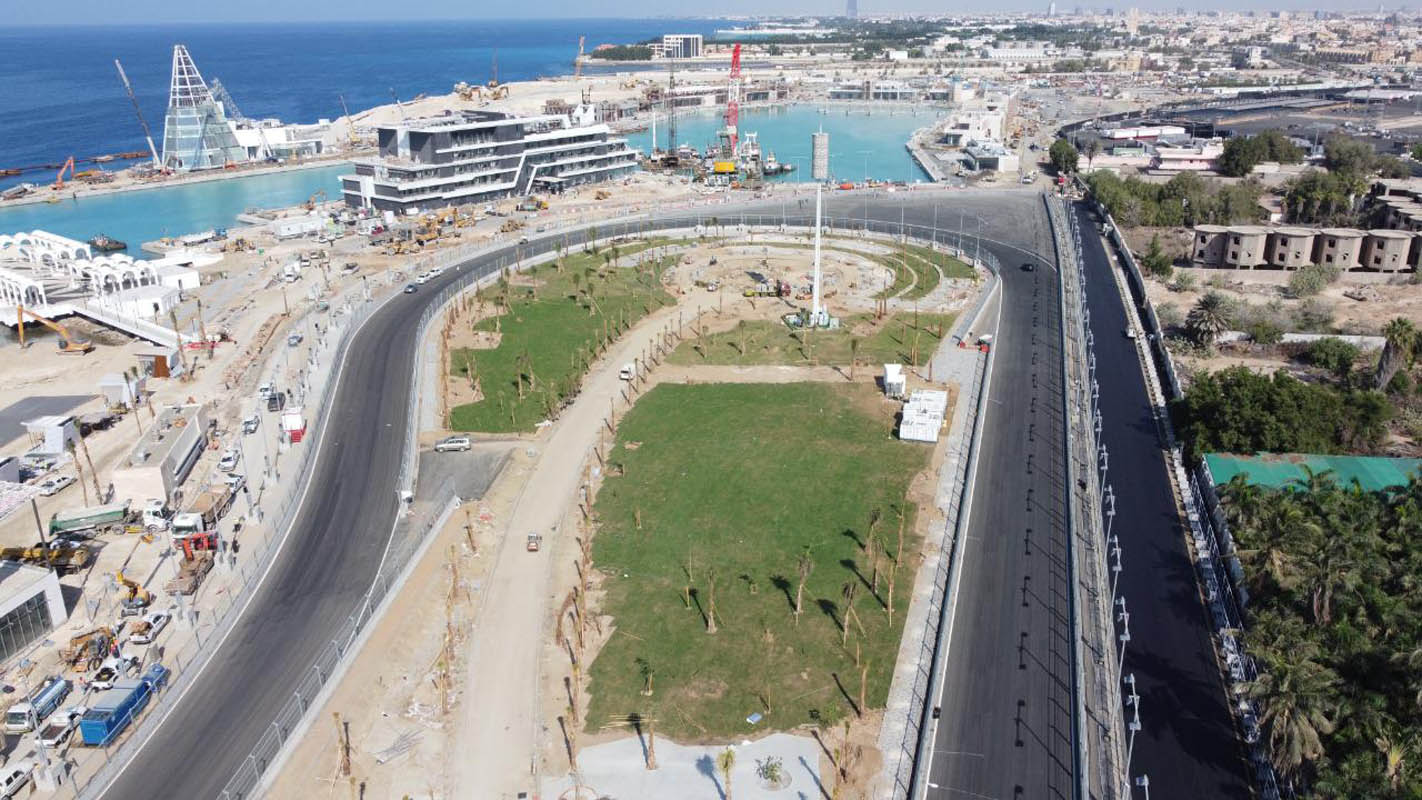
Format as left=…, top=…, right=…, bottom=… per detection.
left=1078, top=188, right=1281, bottom=800
left=81, top=205, right=1034, bottom=800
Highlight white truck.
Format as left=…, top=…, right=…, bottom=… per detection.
left=4, top=677, right=71, bottom=733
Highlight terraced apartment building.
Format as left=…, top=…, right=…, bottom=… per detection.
left=340, top=110, right=639, bottom=213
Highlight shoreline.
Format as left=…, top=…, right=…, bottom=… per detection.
left=0, top=155, right=362, bottom=212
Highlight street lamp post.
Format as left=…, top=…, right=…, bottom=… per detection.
left=1117, top=597, right=1131, bottom=680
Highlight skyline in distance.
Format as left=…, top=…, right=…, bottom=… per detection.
left=8, top=2, right=1396, bottom=25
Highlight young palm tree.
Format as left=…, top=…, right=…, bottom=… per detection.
left=1185, top=291, right=1231, bottom=346
left=1374, top=317, right=1417, bottom=390
left=794, top=547, right=814, bottom=624
left=1246, top=655, right=1339, bottom=779
left=716, top=748, right=736, bottom=800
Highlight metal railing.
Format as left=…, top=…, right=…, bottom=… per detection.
left=1079, top=190, right=1281, bottom=800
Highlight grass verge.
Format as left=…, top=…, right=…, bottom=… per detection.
left=448, top=239, right=679, bottom=432
left=585, top=382, right=932, bottom=739
left=666, top=311, right=954, bottom=367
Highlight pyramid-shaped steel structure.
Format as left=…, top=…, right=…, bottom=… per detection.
left=160, top=45, right=246, bottom=171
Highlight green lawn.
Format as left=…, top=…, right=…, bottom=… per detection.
left=448, top=240, right=679, bottom=432
left=585, top=383, right=932, bottom=739
left=666, top=312, right=954, bottom=367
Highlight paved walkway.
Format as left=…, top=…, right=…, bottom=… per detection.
left=544, top=733, right=824, bottom=800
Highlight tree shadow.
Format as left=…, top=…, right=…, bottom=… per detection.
left=831, top=672, right=861, bottom=717
left=840, top=528, right=862, bottom=549
left=769, top=574, right=795, bottom=614
left=689, top=588, right=708, bottom=628
left=816, top=598, right=841, bottom=632
left=628, top=711, right=648, bottom=766
left=839, top=558, right=882, bottom=607
left=556, top=715, right=576, bottom=769
left=696, top=753, right=727, bottom=800
left=798, top=754, right=831, bottom=800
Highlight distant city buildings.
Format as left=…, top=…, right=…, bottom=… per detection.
left=651, top=34, right=703, bottom=60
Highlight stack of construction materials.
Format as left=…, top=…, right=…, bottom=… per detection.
left=899, top=389, right=949, bottom=443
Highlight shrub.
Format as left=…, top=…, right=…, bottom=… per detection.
left=1286, top=264, right=1341, bottom=299
left=1141, top=234, right=1173, bottom=279
left=1305, top=337, right=1360, bottom=377
left=1249, top=320, right=1284, bottom=345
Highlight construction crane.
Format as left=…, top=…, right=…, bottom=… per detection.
left=114, top=59, right=162, bottom=169
left=573, top=36, right=586, bottom=78
left=388, top=88, right=409, bottom=124
left=338, top=93, right=358, bottom=147
left=211, top=77, right=275, bottom=160
left=53, top=156, right=75, bottom=190
left=488, top=48, right=500, bottom=88
left=17, top=306, right=93, bottom=354
left=725, top=43, right=742, bottom=152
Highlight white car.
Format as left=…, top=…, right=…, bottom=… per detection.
left=222, top=473, right=247, bottom=494
left=0, top=761, right=33, bottom=798
left=415, top=272, right=432, bottom=284
left=217, top=449, right=240, bottom=472
left=37, top=474, right=76, bottom=496
left=427, top=265, right=444, bottom=278
left=258, top=382, right=273, bottom=401
left=434, top=435, right=472, bottom=453
left=128, top=611, right=170, bottom=645
left=1124, top=328, right=1138, bottom=340
left=287, top=333, right=303, bottom=347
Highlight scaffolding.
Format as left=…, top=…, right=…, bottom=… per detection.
left=160, top=45, right=246, bottom=172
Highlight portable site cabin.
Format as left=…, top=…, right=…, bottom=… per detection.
left=882, top=364, right=907, bottom=399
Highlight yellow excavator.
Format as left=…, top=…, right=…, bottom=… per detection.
left=17, top=306, right=93, bottom=354
left=116, top=569, right=152, bottom=615
left=0, top=545, right=92, bottom=574
left=305, top=189, right=328, bottom=211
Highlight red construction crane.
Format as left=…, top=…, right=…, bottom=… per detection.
left=724, top=43, right=742, bottom=152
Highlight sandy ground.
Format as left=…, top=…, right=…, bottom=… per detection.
left=260, top=233, right=971, bottom=799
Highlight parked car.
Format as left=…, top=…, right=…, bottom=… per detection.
left=222, top=473, right=247, bottom=495
left=217, top=449, right=240, bottom=472
left=287, top=333, right=303, bottom=348
left=37, top=475, right=76, bottom=496
left=242, top=414, right=260, bottom=434
left=128, top=611, right=170, bottom=646
left=267, top=393, right=286, bottom=413
left=89, top=655, right=139, bottom=691
left=404, top=284, right=418, bottom=294
left=258, top=382, right=273, bottom=401
left=0, top=761, right=33, bottom=798
left=434, top=435, right=472, bottom=453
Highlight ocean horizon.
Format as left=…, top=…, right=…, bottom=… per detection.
left=0, top=18, right=728, bottom=180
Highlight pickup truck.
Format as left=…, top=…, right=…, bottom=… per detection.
left=37, top=706, right=85, bottom=749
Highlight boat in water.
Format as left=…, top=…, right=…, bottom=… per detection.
left=88, top=233, right=127, bottom=252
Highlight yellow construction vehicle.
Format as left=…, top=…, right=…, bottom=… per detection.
left=116, top=570, right=152, bottom=614
left=61, top=627, right=113, bottom=671
left=488, top=85, right=509, bottom=100
left=305, top=189, right=327, bottom=211
left=594, top=189, right=611, bottom=200
left=16, top=306, right=92, bottom=354
left=499, top=218, right=525, bottom=234
left=0, top=545, right=92, bottom=574
left=454, top=82, right=484, bottom=101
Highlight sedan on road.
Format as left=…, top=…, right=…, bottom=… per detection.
left=434, top=435, right=472, bottom=453
left=404, top=284, right=418, bottom=294
left=37, top=475, right=75, bottom=496
left=217, top=449, right=240, bottom=472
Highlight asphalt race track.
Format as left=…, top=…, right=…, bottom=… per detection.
left=1073, top=200, right=1253, bottom=799
left=98, top=191, right=1070, bottom=800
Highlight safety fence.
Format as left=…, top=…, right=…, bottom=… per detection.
left=1080, top=190, right=1281, bottom=800
left=78, top=205, right=1028, bottom=800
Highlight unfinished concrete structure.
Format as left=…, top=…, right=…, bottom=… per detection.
left=1223, top=225, right=1270, bottom=268
left=1360, top=229, right=1413, bottom=272
left=1312, top=228, right=1365, bottom=269
left=1265, top=227, right=1318, bottom=269
left=1191, top=224, right=1230, bottom=265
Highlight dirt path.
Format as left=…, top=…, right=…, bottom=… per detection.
left=450, top=298, right=695, bottom=798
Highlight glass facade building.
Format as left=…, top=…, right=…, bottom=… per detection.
left=0, top=591, right=54, bottom=665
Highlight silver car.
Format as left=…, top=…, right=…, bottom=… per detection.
left=434, top=435, right=472, bottom=453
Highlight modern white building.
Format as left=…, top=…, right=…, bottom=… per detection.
left=656, top=34, right=703, bottom=59
left=341, top=111, right=639, bottom=214
left=0, top=562, right=68, bottom=666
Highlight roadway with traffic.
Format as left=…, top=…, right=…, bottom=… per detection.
left=1072, top=200, right=1254, bottom=799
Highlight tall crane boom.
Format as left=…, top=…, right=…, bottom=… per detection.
left=114, top=59, right=161, bottom=169
left=338, top=93, right=357, bottom=147
left=725, top=43, right=742, bottom=151
left=574, top=36, right=586, bottom=78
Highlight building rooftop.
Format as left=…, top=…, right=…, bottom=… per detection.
left=0, top=560, right=54, bottom=603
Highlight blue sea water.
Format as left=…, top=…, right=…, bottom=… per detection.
left=0, top=19, right=726, bottom=174
left=625, top=105, right=945, bottom=184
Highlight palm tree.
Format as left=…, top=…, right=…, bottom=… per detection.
left=1084, top=138, right=1101, bottom=172
left=1246, top=655, right=1339, bottom=779
left=1185, top=291, right=1231, bottom=346
left=716, top=747, right=736, bottom=800
left=849, top=337, right=861, bottom=380
left=1374, top=317, right=1417, bottom=390
left=794, top=547, right=814, bottom=624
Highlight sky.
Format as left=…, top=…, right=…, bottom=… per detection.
left=8, top=2, right=1387, bottom=24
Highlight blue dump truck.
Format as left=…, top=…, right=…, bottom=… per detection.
left=78, top=663, right=167, bottom=747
